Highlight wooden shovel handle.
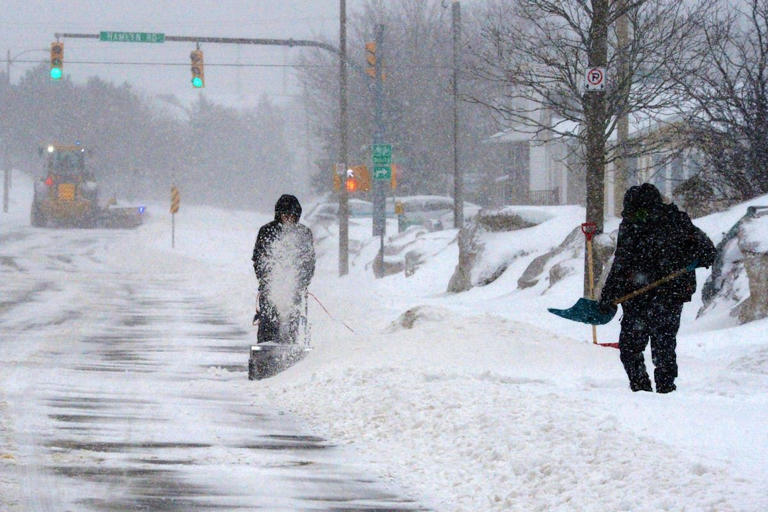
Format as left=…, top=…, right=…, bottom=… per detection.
left=612, top=267, right=691, bottom=305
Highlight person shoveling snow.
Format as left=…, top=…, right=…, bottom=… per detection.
left=550, top=184, right=716, bottom=393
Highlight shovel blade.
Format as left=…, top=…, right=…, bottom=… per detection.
left=548, top=297, right=616, bottom=325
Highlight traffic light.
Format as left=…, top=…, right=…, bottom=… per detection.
left=190, top=49, right=205, bottom=88
left=50, top=42, right=63, bottom=80
left=365, top=42, right=376, bottom=78
left=391, top=163, right=398, bottom=190
left=345, top=175, right=358, bottom=192
left=349, top=165, right=371, bottom=193
left=334, top=165, right=371, bottom=193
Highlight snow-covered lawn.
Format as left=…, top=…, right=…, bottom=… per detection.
left=3, top=171, right=767, bottom=511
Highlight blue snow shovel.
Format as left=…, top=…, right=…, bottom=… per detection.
left=548, top=261, right=698, bottom=325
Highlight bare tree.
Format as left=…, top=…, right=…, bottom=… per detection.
left=465, top=0, right=714, bottom=231
left=296, top=0, right=503, bottom=200
left=668, top=0, right=768, bottom=199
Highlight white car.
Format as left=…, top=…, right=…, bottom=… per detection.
left=388, top=195, right=481, bottom=230
left=304, top=198, right=374, bottom=223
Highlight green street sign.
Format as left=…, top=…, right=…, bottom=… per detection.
left=100, top=31, right=165, bottom=43
left=372, top=143, right=392, bottom=165
left=373, top=165, right=391, bottom=180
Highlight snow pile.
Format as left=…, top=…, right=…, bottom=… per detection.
left=466, top=206, right=587, bottom=290
left=740, top=212, right=768, bottom=252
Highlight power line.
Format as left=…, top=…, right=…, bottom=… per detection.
left=0, top=58, right=331, bottom=68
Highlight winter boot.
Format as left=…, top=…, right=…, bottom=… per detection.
left=655, top=368, right=677, bottom=394
left=630, top=377, right=653, bottom=392
left=655, top=382, right=676, bottom=394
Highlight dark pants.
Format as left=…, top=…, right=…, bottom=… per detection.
left=257, top=290, right=304, bottom=344
left=619, top=298, right=684, bottom=391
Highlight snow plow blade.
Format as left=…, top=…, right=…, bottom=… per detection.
left=98, top=206, right=145, bottom=229
left=548, top=298, right=616, bottom=325
left=248, top=343, right=310, bottom=380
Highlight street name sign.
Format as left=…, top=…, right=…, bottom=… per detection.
left=100, top=31, right=166, bottom=43
left=372, top=144, right=392, bottom=165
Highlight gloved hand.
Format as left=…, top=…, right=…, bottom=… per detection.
left=597, top=298, right=617, bottom=315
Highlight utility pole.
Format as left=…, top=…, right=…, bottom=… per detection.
left=3, top=142, right=9, bottom=213
left=338, top=0, right=350, bottom=276
left=452, top=1, right=464, bottom=229
left=3, top=50, right=9, bottom=212
left=372, top=24, right=386, bottom=276
left=583, top=0, right=609, bottom=294
left=614, top=1, right=630, bottom=216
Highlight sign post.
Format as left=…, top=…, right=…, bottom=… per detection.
left=371, top=142, right=391, bottom=239
left=170, top=185, right=180, bottom=248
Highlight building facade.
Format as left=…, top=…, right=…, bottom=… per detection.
left=486, top=118, right=699, bottom=217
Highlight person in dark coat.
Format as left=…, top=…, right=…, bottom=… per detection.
left=252, top=194, right=315, bottom=344
left=599, top=183, right=716, bottom=393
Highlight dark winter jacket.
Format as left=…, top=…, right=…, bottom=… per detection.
left=252, top=195, right=315, bottom=293
left=601, top=184, right=716, bottom=306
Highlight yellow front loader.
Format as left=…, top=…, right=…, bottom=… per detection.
left=30, top=144, right=143, bottom=229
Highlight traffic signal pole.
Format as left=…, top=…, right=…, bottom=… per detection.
left=338, top=0, right=350, bottom=276
left=451, top=1, right=463, bottom=229
left=372, top=25, right=386, bottom=277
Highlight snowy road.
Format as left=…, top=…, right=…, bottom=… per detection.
left=0, top=227, right=423, bottom=511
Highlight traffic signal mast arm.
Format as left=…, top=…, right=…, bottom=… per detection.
left=52, top=32, right=374, bottom=79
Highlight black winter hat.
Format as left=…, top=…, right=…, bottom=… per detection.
left=274, top=194, right=302, bottom=219
left=622, top=183, right=662, bottom=220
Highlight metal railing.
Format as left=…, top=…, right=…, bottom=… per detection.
left=528, top=187, right=559, bottom=205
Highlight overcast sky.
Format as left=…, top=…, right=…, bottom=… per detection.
left=2, top=1, right=359, bottom=107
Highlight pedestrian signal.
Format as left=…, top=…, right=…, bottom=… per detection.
left=334, top=166, right=371, bottom=193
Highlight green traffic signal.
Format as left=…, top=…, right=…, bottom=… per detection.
left=192, top=76, right=203, bottom=88
left=50, top=67, right=62, bottom=80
